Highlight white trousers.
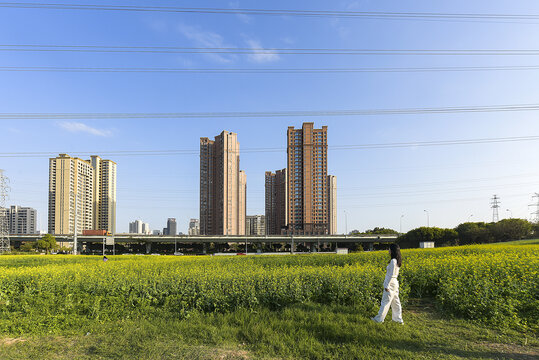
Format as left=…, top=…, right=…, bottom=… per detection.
left=373, top=281, right=403, bottom=323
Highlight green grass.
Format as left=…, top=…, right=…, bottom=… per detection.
left=1, top=301, right=537, bottom=360
left=492, top=239, right=539, bottom=245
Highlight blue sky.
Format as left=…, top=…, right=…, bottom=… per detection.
left=2, top=1, right=539, bottom=233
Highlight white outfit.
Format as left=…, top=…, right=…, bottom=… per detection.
left=373, top=258, right=403, bottom=323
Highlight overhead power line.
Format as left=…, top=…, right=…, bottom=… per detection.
left=340, top=181, right=539, bottom=199
left=2, top=104, right=539, bottom=120
left=3, top=65, right=539, bottom=74
left=0, top=135, right=538, bottom=158
left=3, top=44, right=539, bottom=56
left=342, top=192, right=530, bottom=210
left=1, top=2, right=539, bottom=22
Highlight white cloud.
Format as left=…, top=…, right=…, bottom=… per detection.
left=345, top=1, right=362, bottom=10
left=177, top=23, right=237, bottom=63
left=145, top=18, right=168, bottom=33
left=330, top=18, right=352, bottom=39
left=57, top=122, right=113, bottom=137
left=281, top=37, right=295, bottom=45
left=229, top=1, right=253, bottom=24
left=246, top=39, right=280, bottom=63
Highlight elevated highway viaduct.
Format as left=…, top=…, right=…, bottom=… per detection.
left=8, top=234, right=399, bottom=254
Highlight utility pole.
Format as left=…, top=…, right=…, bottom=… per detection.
left=423, top=210, right=429, bottom=227
left=0, top=170, right=11, bottom=254
left=490, top=195, right=500, bottom=223
left=73, top=191, right=78, bottom=255
left=529, top=193, right=539, bottom=223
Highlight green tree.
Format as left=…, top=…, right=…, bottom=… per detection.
left=37, top=234, right=57, bottom=254
left=489, top=218, right=532, bottom=242
left=20, top=242, right=36, bottom=252
left=398, top=227, right=458, bottom=248
left=439, top=228, right=459, bottom=246
left=532, top=223, right=539, bottom=237
left=364, top=227, right=399, bottom=235
left=455, top=222, right=492, bottom=245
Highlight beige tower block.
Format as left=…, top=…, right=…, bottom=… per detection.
left=49, top=154, right=117, bottom=235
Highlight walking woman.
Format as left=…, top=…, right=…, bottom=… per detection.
left=372, top=243, right=404, bottom=324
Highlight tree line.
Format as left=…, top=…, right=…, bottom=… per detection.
left=397, top=219, right=538, bottom=248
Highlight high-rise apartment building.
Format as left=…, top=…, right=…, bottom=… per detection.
left=286, top=123, right=332, bottom=235
left=48, top=154, right=116, bottom=235
left=91, top=156, right=117, bottom=234
left=8, top=206, right=37, bottom=234
left=239, top=171, right=246, bottom=235
left=265, top=169, right=288, bottom=235
left=166, top=218, right=177, bottom=236
left=200, top=131, right=246, bottom=235
left=246, top=215, right=266, bottom=235
left=49, top=154, right=94, bottom=235
left=129, top=220, right=142, bottom=234
left=188, top=218, right=200, bottom=235
left=328, top=175, right=337, bottom=235
left=142, top=222, right=151, bottom=235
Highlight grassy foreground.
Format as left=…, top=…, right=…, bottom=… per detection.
left=1, top=243, right=537, bottom=359
left=1, top=301, right=537, bottom=360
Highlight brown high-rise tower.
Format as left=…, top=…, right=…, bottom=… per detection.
left=286, top=123, right=331, bottom=235
left=200, top=131, right=246, bottom=235
left=265, top=169, right=287, bottom=235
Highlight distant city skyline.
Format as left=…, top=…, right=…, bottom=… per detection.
left=129, top=219, right=150, bottom=235
left=164, top=218, right=177, bottom=236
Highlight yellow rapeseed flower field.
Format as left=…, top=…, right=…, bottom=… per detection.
left=0, top=244, right=536, bottom=334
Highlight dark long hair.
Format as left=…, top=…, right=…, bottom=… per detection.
left=389, top=243, right=402, bottom=267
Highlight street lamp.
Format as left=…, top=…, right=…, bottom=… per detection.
left=468, top=214, right=474, bottom=222
left=400, top=214, right=405, bottom=234
left=343, top=210, right=348, bottom=235
left=424, top=210, right=430, bottom=227
left=506, top=209, right=513, bottom=219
